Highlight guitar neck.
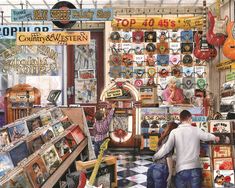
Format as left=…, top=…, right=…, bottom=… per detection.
left=88, top=153, right=104, bottom=186
left=203, top=0, right=207, bottom=34
left=216, top=0, right=221, bottom=19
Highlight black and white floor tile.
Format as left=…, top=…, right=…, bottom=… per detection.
left=112, top=152, right=153, bottom=188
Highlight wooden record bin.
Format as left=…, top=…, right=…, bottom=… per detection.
left=76, top=156, right=117, bottom=188
left=4, top=84, right=41, bottom=123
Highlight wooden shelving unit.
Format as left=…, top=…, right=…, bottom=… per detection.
left=41, top=138, right=88, bottom=188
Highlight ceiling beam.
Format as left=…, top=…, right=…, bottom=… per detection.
left=43, top=0, right=50, bottom=9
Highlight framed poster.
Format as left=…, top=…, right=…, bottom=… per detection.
left=82, top=106, right=96, bottom=128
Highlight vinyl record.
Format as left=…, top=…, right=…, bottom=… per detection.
left=183, top=54, right=193, bottom=65
left=134, top=79, right=143, bottom=87
left=51, top=1, right=76, bottom=28
left=146, top=43, right=156, bottom=53
left=110, top=31, right=121, bottom=41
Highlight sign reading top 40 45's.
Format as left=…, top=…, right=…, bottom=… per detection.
left=11, top=8, right=113, bottom=22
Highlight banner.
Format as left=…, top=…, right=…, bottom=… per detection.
left=0, top=25, right=52, bottom=39
left=111, top=16, right=203, bottom=29
left=226, top=72, right=235, bottom=81
left=11, top=8, right=113, bottom=22
left=16, top=31, right=90, bottom=46
left=105, top=89, right=123, bottom=98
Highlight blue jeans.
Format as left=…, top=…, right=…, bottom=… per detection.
left=175, top=168, right=202, bottom=188
left=147, top=163, right=169, bottom=188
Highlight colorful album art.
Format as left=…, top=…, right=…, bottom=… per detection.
left=50, top=107, right=64, bottom=120
left=195, top=122, right=209, bottom=132
left=65, top=131, right=78, bottom=151
left=25, top=116, right=43, bottom=133
left=8, top=121, right=29, bottom=142
left=67, top=125, right=85, bottom=144
left=200, top=157, right=211, bottom=170
left=109, top=66, right=121, bottom=79
left=169, top=54, right=180, bottom=65
left=0, top=152, right=14, bottom=178
left=75, top=79, right=97, bottom=103
left=83, top=106, right=96, bottom=128
left=212, top=145, right=232, bottom=158
left=132, top=31, right=144, bottom=43
left=169, top=42, right=181, bottom=54
left=132, top=44, right=144, bottom=55
left=209, top=121, right=231, bottom=133
left=157, top=55, right=169, bottom=66
left=202, top=170, right=212, bottom=188
left=2, top=170, right=33, bottom=188
left=9, top=141, right=29, bottom=166
left=181, top=30, right=193, bottom=43
left=181, top=43, right=193, bottom=54
left=0, top=128, right=10, bottom=149
left=41, top=145, right=61, bottom=174
left=25, top=156, right=49, bottom=188
left=169, top=31, right=180, bottom=42
left=40, top=112, right=53, bottom=126
left=51, top=122, right=64, bottom=136
left=145, top=31, right=157, bottom=43
left=122, top=54, right=133, bottom=67
left=122, top=31, right=132, bottom=42
left=78, top=69, right=96, bottom=80
left=213, top=158, right=233, bottom=170
left=182, top=66, right=194, bottom=77
left=27, top=135, right=45, bottom=154
left=60, top=116, right=72, bottom=129
left=41, top=127, right=55, bottom=143
left=194, top=66, right=205, bottom=77
left=213, top=170, right=235, bottom=187
left=54, top=137, right=72, bottom=160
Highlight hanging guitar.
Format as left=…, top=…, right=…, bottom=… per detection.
left=222, top=22, right=235, bottom=60
left=206, top=0, right=228, bottom=46
left=77, top=138, right=110, bottom=188
left=194, top=0, right=217, bottom=61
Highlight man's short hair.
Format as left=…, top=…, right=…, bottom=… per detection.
left=180, top=110, right=192, bottom=122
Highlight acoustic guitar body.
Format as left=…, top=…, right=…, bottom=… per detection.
left=223, top=22, right=235, bottom=60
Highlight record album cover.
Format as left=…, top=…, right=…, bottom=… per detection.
left=213, top=158, right=233, bottom=170
left=25, top=116, right=43, bottom=133
left=27, top=135, right=45, bottom=154
left=202, top=170, right=212, bottom=188
left=210, top=121, right=231, bottom=133
left=8, top=121, right=29, bottom=142
left=65, top=131, right=78, bottom=151
left=41, top=127, right=55, bottom=143
left=0, top=128, right=10, bottom=149
left=212, top=145, right=232, bottom=158
left=213, top=170, right=234, bottom=187
left=25, top=155, right=49, bottom=188
left=200, top=157, right=211, bottom=170
left=54, top=136, right=72, bottom=161
left=212, top=133, right=231, bottom=145
left=66, top=125, right=85, bottom=145
left=9, top=141, right=29, bottom=166
left=41, top=145, right=61, bottom=174
left=52, top=121, right=64, bottom=136
left=50, top=107, right=64, bottom=121
left=2, top=170, right=33, bottom=188
left=0, top=152, right=14, bottom=178
left=40, top=112, right=53, bottom=126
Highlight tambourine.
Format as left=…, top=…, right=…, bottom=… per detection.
left=197, top=78, right=206, bottom=90
left=183, top=54, right=193, bottom=66
left=146, top=43, right=156, bottom=53
left=134, top=79, right=143, bottom=87
left=157, top=55, right=169, bottom=66
left=51, top=1, right=76, bottom=28
left=133, top=31, right=144, bottom=43
left=110, top=31, right=121, bottom=41
left=147, top=67, right=156, bottom=77
left=183, top=77, right=195, bottom=89
left=145, top=31, right=157, bottom=42
left=159, top=68, right=169, bottom=78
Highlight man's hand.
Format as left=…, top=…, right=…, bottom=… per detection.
left=167, top=174, right=172, bottom=188
left=215, top=136, right=220, bottom=143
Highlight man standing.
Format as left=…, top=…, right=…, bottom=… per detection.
left=153, top=110, right=220, bottom=188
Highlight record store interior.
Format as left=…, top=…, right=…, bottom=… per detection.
left=0, top=0, right=235, bottom=187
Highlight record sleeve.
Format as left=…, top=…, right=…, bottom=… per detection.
left=54, top=136, right=72, bottom=161
left=8, top=121, right=29, bottom=142
left=202, top=170, right=212, bottom=188
left=60, top=116, right=72, bottom=129
left=0, top=128, right=10, bottom=149
left=200, top=157, right=211, bottom=170
left=212, top=145, right=232, bottom=158
left=52, top=121, right=65, bottom=136
left=40, top=112, right=53, bottom=126
left=1, top=168, right=33, bottom=188
left=213, top=170, right=234, bottom=187
left=65, top=131, right=78, bottom=151
left=209, top=121, right=231, bottom=133
left=212, top=133, right=232, bottom=145
left=25, top=116, right=43, bottom=133
left=41, top=145, right=61, bottom=174
left=8, top=141, right=29, bottom=166
left=24, top=155, right=49, bottom=188
left=0, top=152, right=14, bottom=178
left=27, top=134, right=45, bottom=154
left=50, top=107, right=64, bottom=121
left=213, top=158, right=233, bottom=170
left=66, top=125, right=85, bottom=145
left=41, top=127, right=55, bottom=143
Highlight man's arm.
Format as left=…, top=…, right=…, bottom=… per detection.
left=198, top=128, right=219, bottom=142
left=153, top=132, right=175, bottom=160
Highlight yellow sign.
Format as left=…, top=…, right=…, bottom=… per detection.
left=16, top=31, right=90, bottom=45
left=112, top=16, right=203, bottom=29
left=149, top=135, right=159, bottom=151
left=106, top=89, right=123, bottom=98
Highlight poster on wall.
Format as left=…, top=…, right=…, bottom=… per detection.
left=74, top=40, right=97, bottom=104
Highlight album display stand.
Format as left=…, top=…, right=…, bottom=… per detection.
left=42, top=138, right=88, bottom=188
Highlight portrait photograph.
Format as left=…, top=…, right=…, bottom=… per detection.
left=26, top=116, right=43, bottom=133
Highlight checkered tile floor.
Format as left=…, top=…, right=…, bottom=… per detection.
left=111, top=152, right=153, bottom=188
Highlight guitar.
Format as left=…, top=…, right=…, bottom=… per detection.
left=206, top=0, right=228, bottom=46
left=222, top=22, right=235, bottom=60
left=77, top=138, right=110, bottom=188
left=194, top=0, right=217, bottom=61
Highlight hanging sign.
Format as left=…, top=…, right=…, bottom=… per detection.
left=216, top=59, right=235, bottom=71
left=226, top=72, right=235, bottom=81
left=111, top=16, right=203, bottom=29
left=11, top=8, right=113, bottom=22
left=105, top=89, right=123, bottom=98
left=16, top=31, right=90, bottom=46
left=0, top=25, right=52, bottom=39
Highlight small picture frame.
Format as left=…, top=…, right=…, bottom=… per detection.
left=82, top=106, right=96, bottom=128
